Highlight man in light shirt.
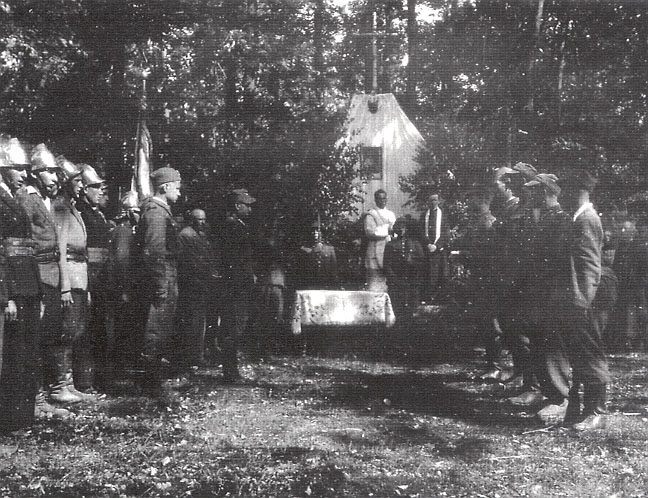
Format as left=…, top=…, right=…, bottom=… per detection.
left=364, top=189, right=396, bottom=292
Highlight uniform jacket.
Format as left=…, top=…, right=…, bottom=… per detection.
left=135, top=196, right=181, bottom=296
left=364, top=208, right=396, bottom=269
left=0, top=186, right=41, bottom=302
left=110, top=221, right=136, bottom=298
left=16, top=186, right=60, bottom=288
left=298, top=241, right=338, bottom=289
left=54, top=196, right=88, bottom=292
left=567, top=204, right=603, bottom=309
left=383, top=235, right=425, bottom=285
left=220, top=214, right=256, bottom=288
left=78, top=200, right=112, bottom=249
left=420, top=207, right=450, bottom=250
left=178, top=225, right=220, bottom=292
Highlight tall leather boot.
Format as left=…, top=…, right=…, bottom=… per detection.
left=71, top=350, right=99, bottom=400
left=564, top=383, right=582, bottom=424
left=48, top=346, right=83, bottom=405
left=573, top=383, right=607, bottom=431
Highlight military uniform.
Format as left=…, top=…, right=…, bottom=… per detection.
left=220, top=189, right=257, bottom=379
left=420, top=206, right=450, bottom=301
left=383, top=226, right=425, bottom=318
left=178, top=223, right=220, bottom=366
left=0, top=181, right=41, bottom=431
left=298, top=240, right=338, bottom=290
left=134, top=193, right=181, bottom=387
left=77, top=165, right=113, bottom=389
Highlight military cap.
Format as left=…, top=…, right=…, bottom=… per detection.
left=524, top=173, right=561, bottom=196
left=493, top=166, right=518, bottom=183
left=560, top=169, right=597, bottom=192
left=512, top=162, right=539, bottom=181
left=30, top=144, right=59, bottom=172
left=150, top=167, right=181, bottom=187
left=56, top=155, right=82, bottom=182
left=229, top=188, right=256, bottom=205
left=1, top=137, right=30, bottom=168
left=79, top=163, right=105, bottom=187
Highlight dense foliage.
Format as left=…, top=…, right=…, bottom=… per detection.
left=2, top=0, right=647, bottom=228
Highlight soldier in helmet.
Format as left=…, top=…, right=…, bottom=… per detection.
left=133, top=167, right=182, bottom=397
left=76, top=164, right=113, bottom=391
left=0, top=137, right=46, bottom=429
left=53, top=156, right=96, bottom=402
left=16, top=144, right=73, bottom=416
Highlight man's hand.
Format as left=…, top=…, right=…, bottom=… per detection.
left=428, top=243, right=437, bottom=253
left=61, top=291, right=74, bottom=309
left=4, top=300, right=18, bottom=322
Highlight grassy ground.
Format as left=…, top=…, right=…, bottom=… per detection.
left=1, top=322, right=647, bottom=498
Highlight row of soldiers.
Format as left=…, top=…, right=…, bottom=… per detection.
left=461, top=164, right=611, bottom=432
left=0, top=136, right=263, bottom=432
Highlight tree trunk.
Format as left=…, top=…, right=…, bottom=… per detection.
left=313, top=0, right=325, bottom=98
left=405, top=0, right=417, bottom=112
left=524, top=0, right=545, bottom=112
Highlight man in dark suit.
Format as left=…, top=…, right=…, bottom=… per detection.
left=537, top=169, right=609, bottom=431
left=220, top=188, right=257, bottom=382
left=134, top=167, right=182, bottom=397
left=0, top=137, right=46, bottom=429
left=420, top=190, right=450, bottom=302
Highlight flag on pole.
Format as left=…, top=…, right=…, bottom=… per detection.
left=132, top=115, right=153, bottom=200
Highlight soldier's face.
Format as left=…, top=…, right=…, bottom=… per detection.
left=2, top=167, right=27, bottom=193
left=69, top=175, right=84, bottom=198
left=165, top=181, right=182, bottom=204
left=34, top=168, right=59, bottom=198
left=236, top=202, right=252, bottom=218
left=85, top=184, right=104, bottom=207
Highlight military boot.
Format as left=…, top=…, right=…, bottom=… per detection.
left=48, top=347, right=83, bottom=405
left=573, top=383, right=607, bottom=432
left=35, top=391, right=73, bottom=418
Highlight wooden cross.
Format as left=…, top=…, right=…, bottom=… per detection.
left=352, top=11, right=399, bottom=94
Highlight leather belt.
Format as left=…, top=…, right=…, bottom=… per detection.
left=34, top=250, right=60, bottom=264
left=87, top=247, right=109, bottom=264
left=66, top=249, right=88, bottom=263
left=2, top=237, right=35, bottom=257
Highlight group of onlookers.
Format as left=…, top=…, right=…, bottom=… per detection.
left=0, top=133, right=638, bottom=436
left=0, top=137, right=271, bottom=433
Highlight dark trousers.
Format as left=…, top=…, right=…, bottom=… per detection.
left=63, top=290, right=90, bottom=387
left=142, top=264, right=178, bottom=361
left=179, top=290, right=207, bottom=366
left=543, top=306, right=610, bottom=407
left=425, top=251, right=448, bottom=301
left=0, top=297, right=40, bottom=432
left=220, top=283, right=254, bottom=378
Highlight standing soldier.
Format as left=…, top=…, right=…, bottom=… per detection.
left=54, top=156, right=95, bottom=402
left=16, top=144, right=73, bottom=415
left=297, top=220, right=339, bottom=290
left=178, top=208, right=221, bottom=368
left=542, top=169, right=609, bottom=431
left=220, top=188, right=257, bottom=382
left=76, top=164, right=112, bottom=391
left=134, top=167, right=182, bottom=396
left=109, top=192, right=140, bottom=383
left=0, top=138, right=44, bottom=429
